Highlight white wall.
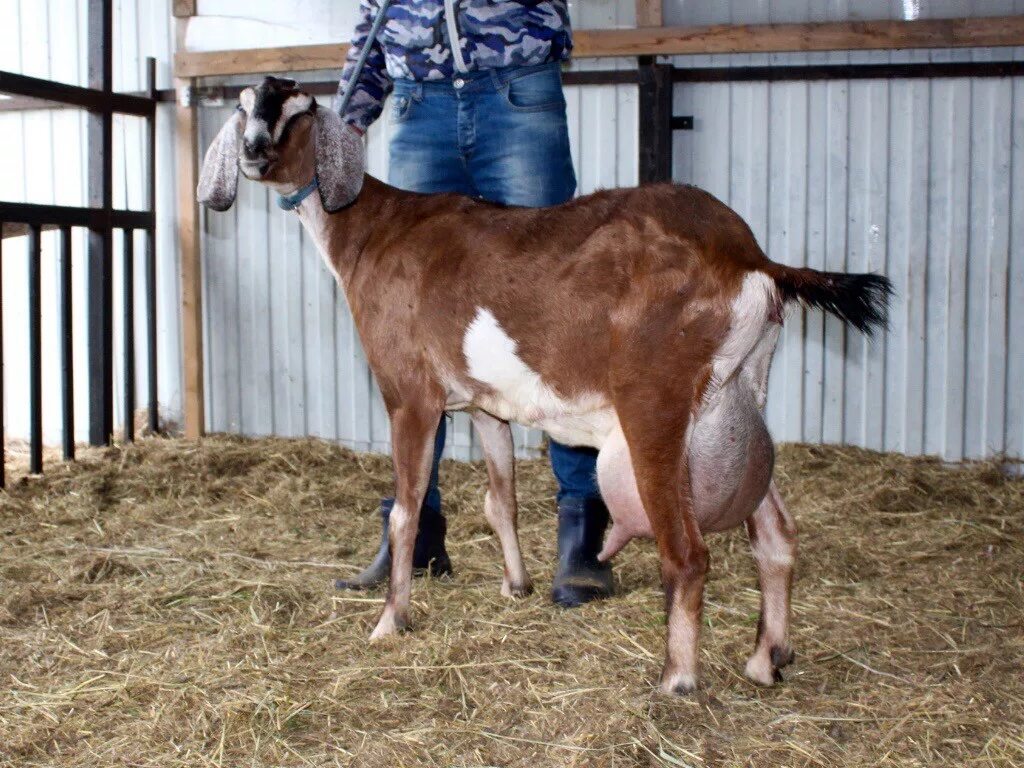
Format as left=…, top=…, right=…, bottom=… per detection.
left=0, top=0, right=181, bottom=446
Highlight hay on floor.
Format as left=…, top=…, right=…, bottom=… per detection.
left=0, top=435, right=1022, bottom=767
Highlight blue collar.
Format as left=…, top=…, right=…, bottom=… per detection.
left=277, top=177, right=319, bottom=211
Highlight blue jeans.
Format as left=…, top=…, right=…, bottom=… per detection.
left=388, top=61, right=600, bottom=510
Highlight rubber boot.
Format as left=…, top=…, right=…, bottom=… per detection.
left=334, top=499, right=453, bottom=590
left=551, top=497, right=614, bottom=608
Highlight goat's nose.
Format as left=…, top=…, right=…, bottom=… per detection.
left=242, top=135, right=269, bottom=159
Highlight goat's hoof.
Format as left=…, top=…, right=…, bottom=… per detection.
left=771, top=645, right=795, bottom=669
left=745, top=645, right=794, bottom=686
left=501, top=577, right=534, bottom=599
left=369, top=611, right=409, bottom=641
left=660, top=671, right=698, bottom=696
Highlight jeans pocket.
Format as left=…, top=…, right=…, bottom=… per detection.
left=501, top=69, right=566, bottom=113
left=390, top=93, right=414, bottom=124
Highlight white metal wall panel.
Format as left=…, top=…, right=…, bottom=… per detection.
left=668, top=0, right=1024, bottom=462
left=196, top=0, right=638, bottom=460
left=1, top=0, right=181, bottom=446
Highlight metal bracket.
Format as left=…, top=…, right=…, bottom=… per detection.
left=671, top=115, right=694, bottom=130
left=197, top=86, right=226, bottom=107
left=178, top=85, right=226, bottom=108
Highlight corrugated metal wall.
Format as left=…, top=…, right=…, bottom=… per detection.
left=196, top=0, right=639, bottom=459
left=667, top=0, right=1024, bottom=462
left=0, top=0, right=181, bottom=445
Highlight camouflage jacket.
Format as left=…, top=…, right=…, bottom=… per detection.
left=336, top=0, right=572, bottom=131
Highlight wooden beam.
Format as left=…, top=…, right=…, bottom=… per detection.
left=176, top=43, right=351, bottom=79
left=635, top=0, right=663, bottom=28
left=175, top=77, right=205, bottom=439
left=574, top=15, right=1024, bottom=57
left=174, top=16, right=1024, bottom=78
left=172, top=0, right=196, bottom=18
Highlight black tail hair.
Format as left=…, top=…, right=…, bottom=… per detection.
left=771, top=266, right=893, bottom=336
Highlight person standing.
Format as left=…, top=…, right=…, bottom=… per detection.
left=333, top=0, right=613, bottom=608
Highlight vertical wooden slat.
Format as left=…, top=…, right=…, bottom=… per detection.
left=28, top=225, right=42, bottom=475
left=0, top=228, right=5, bottom=488
left=172, top=0, right=196, bottom=18
left=635, top=0, right=663, bottom=27
left=60, top=225, right=74, bottom=460
left=122, top=229, right=136, bottom=442
left=638, top=57, right=673, bottom=183
left=146, top=57, right=159, bottom=435
left=146, top=226, right=158, bottom=433
left=177, top=76, right=205, bottom=438
left=87, top=0, right=114, bottom=446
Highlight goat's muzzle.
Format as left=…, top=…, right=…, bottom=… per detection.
left=240, top=136, right=276, bottom=178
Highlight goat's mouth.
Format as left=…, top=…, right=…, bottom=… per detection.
left=240, top=158, right=273, bottom=179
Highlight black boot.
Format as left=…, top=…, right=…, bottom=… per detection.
left=334, top=499, right=453, bottom=590
left=551, top=497, right=614, bottom=608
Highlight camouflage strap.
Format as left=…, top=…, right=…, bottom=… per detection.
left=337, top=0, right=392, bottom=118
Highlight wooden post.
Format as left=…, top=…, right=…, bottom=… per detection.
left=87, top=0, right=114, bottom=446
left=175, top=9, right=205, bottom=439
left=638, top=57, right=673, bottom=183
left=636, top=0, right=663, bottom=28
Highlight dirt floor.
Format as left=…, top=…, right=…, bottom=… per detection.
left=0, top=435, right=1022, bottom=767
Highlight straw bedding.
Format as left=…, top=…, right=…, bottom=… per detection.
left=1, top=435, right=1022, bottom=767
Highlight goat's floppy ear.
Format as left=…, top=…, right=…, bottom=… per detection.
left=313, top=105, right=365, bottom=213
left=197, top=109, right=244, bottom=211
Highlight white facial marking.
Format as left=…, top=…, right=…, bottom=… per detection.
left=239, top=88, right=255, bottom=113
left=462, top=307, right=613, bottom=448
left=240, top=91, right=313, bottom=147
left=274, top=93, right=313, bottom=142
left=242, top=116, right=269, bottom=147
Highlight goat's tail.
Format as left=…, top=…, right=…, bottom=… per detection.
left=767, top=264, right=894, bottom=336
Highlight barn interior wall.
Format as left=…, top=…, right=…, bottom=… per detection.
left=3, top=0, right=1021, bottom=465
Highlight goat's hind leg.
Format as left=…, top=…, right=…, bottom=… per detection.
left=470, top=411, right=532, bottom=597
left=615, top=403, right=709, bottom=695
left=371, top=401, right=444, bottom=640
left=744, top=481, right=797, bottom=685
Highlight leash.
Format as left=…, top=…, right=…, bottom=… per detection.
left=283, top=1, right=389, bottom=211
left=336, top=0, right=393, bottom=117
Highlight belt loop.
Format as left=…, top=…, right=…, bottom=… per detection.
left=412, top=81, right=424, bottom=102
left=489, top=67, right=504, bottom=91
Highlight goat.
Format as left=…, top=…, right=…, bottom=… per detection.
left=198, top=76, right=892, bottom=694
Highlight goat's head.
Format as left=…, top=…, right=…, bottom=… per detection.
left=197, top=76, right=364, bottom=213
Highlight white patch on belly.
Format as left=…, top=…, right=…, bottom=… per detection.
left=462, top=307, right=614, bottom=448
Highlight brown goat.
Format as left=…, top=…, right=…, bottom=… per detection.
left=198, top=77, right=891, bottom=694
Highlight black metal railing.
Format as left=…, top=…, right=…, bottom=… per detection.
left=0, top=1, right=159, bottom=487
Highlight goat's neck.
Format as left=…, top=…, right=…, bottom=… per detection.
left=293, top=174, right=397, bottom=291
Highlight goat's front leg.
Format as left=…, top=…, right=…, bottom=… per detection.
left=744, top=482, right=797, bottom=685
left=470, top=411, right=532, bottom=598
left=370, top=401, right=444, bottom=640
